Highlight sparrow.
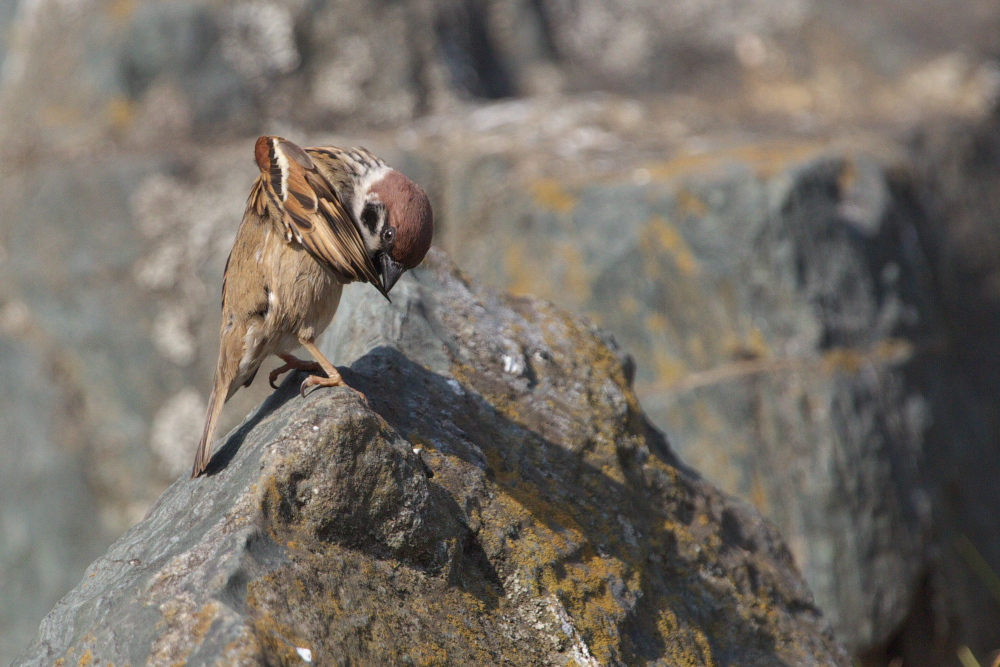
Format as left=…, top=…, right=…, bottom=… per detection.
left=190, top=136, right=433, bottom=477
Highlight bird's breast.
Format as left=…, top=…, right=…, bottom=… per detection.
left=265, top=240, right=344, bottom=344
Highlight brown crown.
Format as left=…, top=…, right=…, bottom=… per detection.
left=372, top=170, right=434, bottom=269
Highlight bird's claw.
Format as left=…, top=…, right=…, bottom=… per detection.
left=298, top=373, right=369, bottom=404
left=299, top=373, right=345, bottom=398
left=268, top=366, right=288, bottom=389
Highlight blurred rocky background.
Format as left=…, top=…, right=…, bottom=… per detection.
left=1, top=0, right=999, bottom=664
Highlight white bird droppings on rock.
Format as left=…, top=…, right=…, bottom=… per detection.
left=501, top=353, right=523, bottom=375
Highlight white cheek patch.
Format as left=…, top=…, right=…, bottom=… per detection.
left=353, top=165, right=392, bottom=222
left=354, top=165, right=392, bottom=254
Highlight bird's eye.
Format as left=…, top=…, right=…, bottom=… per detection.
left=382, top=227, right=395, bottom=243
left=361, top=203, right=379, bottom=232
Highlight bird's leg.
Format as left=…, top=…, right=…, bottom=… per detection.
left=298, top=340, right=367, bottom=401
left=269, top=353, right=324, bottom=389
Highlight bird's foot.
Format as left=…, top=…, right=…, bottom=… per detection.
left=269, top=354, right=323, bottom=389
left=300, top=371, right=369, bottom=404
left=299, top=372, right=344, bottom=397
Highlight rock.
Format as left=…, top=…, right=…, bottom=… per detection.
left=0, top=0, right=999, bottom=645
left=425, top=122, right=934, bottom=654
left=0, top=334, right=110, bottom=665
left=416, top=103, right=1000, bottom=662
left=887, top=108, right=1000, bottom=664
left=0, top=143, right=280, bottom=664
left=15, top=250, right=847, bottom=666
left=1, top=102, right=996, bottom=664
left=1, top=0, right=998, bottom=154
left=5, top=95, right=1000, bottom=663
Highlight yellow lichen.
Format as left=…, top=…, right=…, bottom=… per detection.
left=676, top=189, right=709, bottom=218
left=531, top=179, right=577, bottom=213
left=656, top=607, right=719, bottom=667
left=408, top=643, right=449, bottom=666
left=750, top=473, right=771, bottom=515
left=646, top=141, right=827, bottom=183
left=105, top=0, right=135, bottom=21
left=107, top=97, right=135, bottom=132
left=555, top=242, right=592, bottom=301
left=645, top=216, right=701, bottom=278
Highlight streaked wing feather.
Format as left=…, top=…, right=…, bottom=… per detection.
left=276, top=163, right=384, bottom=292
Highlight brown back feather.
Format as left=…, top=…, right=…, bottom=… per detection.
left=254, top=136, right=386, bottom=294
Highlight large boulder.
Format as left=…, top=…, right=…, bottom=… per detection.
left=15, top=251, right=847, bottom=666
left=424, top=117, right=935, bottom=654
left=5, top=105, right=1000, bottom=664
left=422, top=106, right=1000, bottom=663
left=0, top=0, right=998, bottom=661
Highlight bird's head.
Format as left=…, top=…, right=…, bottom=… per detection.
left=354, top=168, right=434, bottom=294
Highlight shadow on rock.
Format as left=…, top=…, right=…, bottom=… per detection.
left=15, top=251, right=847, bottom=667
left=334, top=343, right=824, bottom=664
left=203, top=377, right=301, bottom=477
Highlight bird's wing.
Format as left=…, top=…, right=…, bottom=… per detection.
left=267, top=139, right=386, bottom=295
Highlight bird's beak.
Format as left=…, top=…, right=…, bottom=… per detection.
left=379, top=253, right=405, bottom=296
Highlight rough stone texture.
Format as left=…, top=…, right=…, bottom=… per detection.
left=422, top=123, right=937, bottom=654
left=0, top=141, right=276, bottom=664
left=3, top=0, right=1000, bottom=663
left=4, top=109, right=1000, bottom=665
left=6, top=106, right=1000, bottom=666
left=14, top=251, right=847, bottom=666
left=412, top=106, right=1000, bottom=663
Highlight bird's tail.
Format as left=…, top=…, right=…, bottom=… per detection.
left=191, top=381, right=225, bottom=478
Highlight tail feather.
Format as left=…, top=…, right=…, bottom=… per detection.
left=191, top=381, right=226, bottom=478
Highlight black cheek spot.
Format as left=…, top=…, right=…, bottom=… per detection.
left=361, top=203, right=379, bottom=232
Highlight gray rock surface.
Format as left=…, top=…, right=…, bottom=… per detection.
left=15, top=251, right=848, bottom=666
left=425, top=124, right=934, bottom=654
left=0, top=335, right=110, bottom=664
left=1, top=0, right=1000, bottom=663
left=892, top=108, right=1000, bottom=664
left=3, top=110, right=1000, bottom=665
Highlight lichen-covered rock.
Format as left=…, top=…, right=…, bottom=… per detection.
left=15, top=250, right=847, bottom=666
left=426, top=125, right=934, bottom=654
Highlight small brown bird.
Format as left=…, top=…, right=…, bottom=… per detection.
left=191, top=136, right=433, bottom=477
